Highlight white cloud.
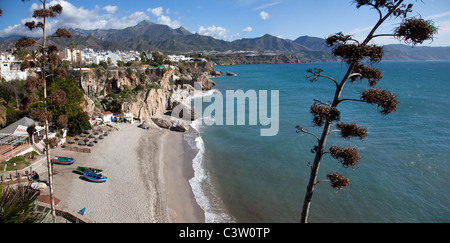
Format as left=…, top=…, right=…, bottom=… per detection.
left=156, top=15, right=182, bottom=29
left=147, top=7, right=163, bottom=17
left=426, top=11, right=450, bottom=20
left=348, top=26, right=373, bottom=35
left=112, top=11, right=149, bottom=29
left=198, top=25, right=230, bottom=39
left=0, top=0, right=153, bottom=37
left=227, top=33, right=242, bottom=41
left=242, top=26, right=253, bottom=32
left=253, top=1, right=282, bottom=11
left=103, top=5, right=118, bottom=14
left=260, top=11, right=270, bottom=20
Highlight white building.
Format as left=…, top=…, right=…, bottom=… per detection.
left=167, top=55, right=193, bottom=63
left=107, top=52, right=121, bottom=65
left=64, top=48, right=82, bottom=63
left=92, top=53, right=107, bottom=65
left=64, top=48, right=142, bottom=66
left=101, top=111, right=114, bottom=123
left=0, top=52, right=27, bottom=81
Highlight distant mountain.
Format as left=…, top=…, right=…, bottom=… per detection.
left=2, top=20, right=450, bottom=61
left=293, top=36, right=450, bottom=61
left=294, top=36, right=330, bottom=51
left=383, top=44, right=450, bottom=61
left=232, top=34, right=310, bottom=53
left=67, top=21, right=311, bottom=53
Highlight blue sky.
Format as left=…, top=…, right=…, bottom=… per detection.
left=1, top=0, right=449, bottom=46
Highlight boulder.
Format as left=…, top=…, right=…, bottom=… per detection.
left=226, top=71, right=236, bottom=76
left=196, top=74, right=216, bottom=90
left=171, top=101, right=200, bottom=121
left=172, top=120, right=190, bottom=133
left=140, top=119, right=162, bottom=130
left=151, top=117, right=173, bottom=129
left=210, top=70, right=223, bottom=77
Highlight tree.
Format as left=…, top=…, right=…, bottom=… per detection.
left=0, top=100, right=6, bottom=128
left=0, top=186, right=45, bottom=223
left=297, top=0, right=437, bottom=223
left=27, top=124, right=37, bottom=145
left=68, top=42, right=75, bottom=65
left=67, top=111, right=91, bottom=135
left=16, top=0, right=72, bottom=223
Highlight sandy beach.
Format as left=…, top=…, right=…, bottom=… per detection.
left=44, top=123, right=204, bottom=223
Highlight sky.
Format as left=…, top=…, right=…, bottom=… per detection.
left=0, top=0, right=449, bottom=46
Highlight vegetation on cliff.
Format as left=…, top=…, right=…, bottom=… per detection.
left=209, top=53, right=306, bottom=65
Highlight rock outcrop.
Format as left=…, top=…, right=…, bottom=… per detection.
left=226, top=71, right=236, bottom=76
left=121, top=88, right=169, bottom=121
left=175, top=73, right=216, bottom=91
left=79, top=61, right=217, bottom=132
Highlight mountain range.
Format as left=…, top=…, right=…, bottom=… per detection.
left=1, top=20, right=450, bottom=61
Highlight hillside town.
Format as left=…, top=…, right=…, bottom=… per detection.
left=0, top=47, right=206, bottom=82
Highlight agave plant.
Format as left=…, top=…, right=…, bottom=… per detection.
left=0, top=186, right=44, bottom=223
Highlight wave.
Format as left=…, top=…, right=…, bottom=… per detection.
left=185, top=106, right=235, bottom=223
left=188, top=88, right=220, bottom=100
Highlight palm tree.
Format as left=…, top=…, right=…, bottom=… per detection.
left=69, top=42, right=75, bottom=66
left=30, top=50, right=39, bottom=67
left=0, top=185, right=45, bottom=223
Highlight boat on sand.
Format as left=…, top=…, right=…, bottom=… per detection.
left=83, top=172, right=107, bottom=183
left=76, top=167, right=103, bottom=174
left=51, top=156, right=75, bottom=165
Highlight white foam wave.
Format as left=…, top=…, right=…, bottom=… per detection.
left=188, top=89, right=220, bottom=100
left=186, top=117, right=235, bottom=223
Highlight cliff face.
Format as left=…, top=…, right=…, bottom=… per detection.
left=78, top=62, right=217, bottom=123
left=121, top=88, right=169, bottom=121
left=210, top=54, right=305, bottom=65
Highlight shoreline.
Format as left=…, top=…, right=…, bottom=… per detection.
left=164, top=128, right=205, bottom=222
left=45, top=123, right=204, bottom=223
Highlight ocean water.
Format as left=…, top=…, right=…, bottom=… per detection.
left=185, top=61, right=450, bottom=223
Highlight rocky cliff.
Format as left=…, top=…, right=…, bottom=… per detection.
left=210, top=53, right=306, bottom=65
left=77, top=62, right=217, bottom=130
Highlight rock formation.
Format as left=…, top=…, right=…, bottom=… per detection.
left=226, top=71, right=236, bottom=76
left=78, top=61, right=217, bottom=132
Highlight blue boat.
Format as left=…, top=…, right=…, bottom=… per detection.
left=83, top=172, right=107, bottom=183
left=51, top=156, right=76, bottom=165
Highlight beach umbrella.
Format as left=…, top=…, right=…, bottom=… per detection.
left=89, top=134, right=95, bottom=138
left=68, top=139, right=75, bottom=144
left=84, top=138, right=90, bottom=142
left=78, top=141, right=86, bottom=146
left=74, top=135, right=80, bottom=140
left=93, top=139, right=98, bottom=143
left=99, top=135, right=104, bottom=139
left=88, top=142, right=94, bottom=147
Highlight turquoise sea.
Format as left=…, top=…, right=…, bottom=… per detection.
left=185, top=61, right=450, bottom=223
